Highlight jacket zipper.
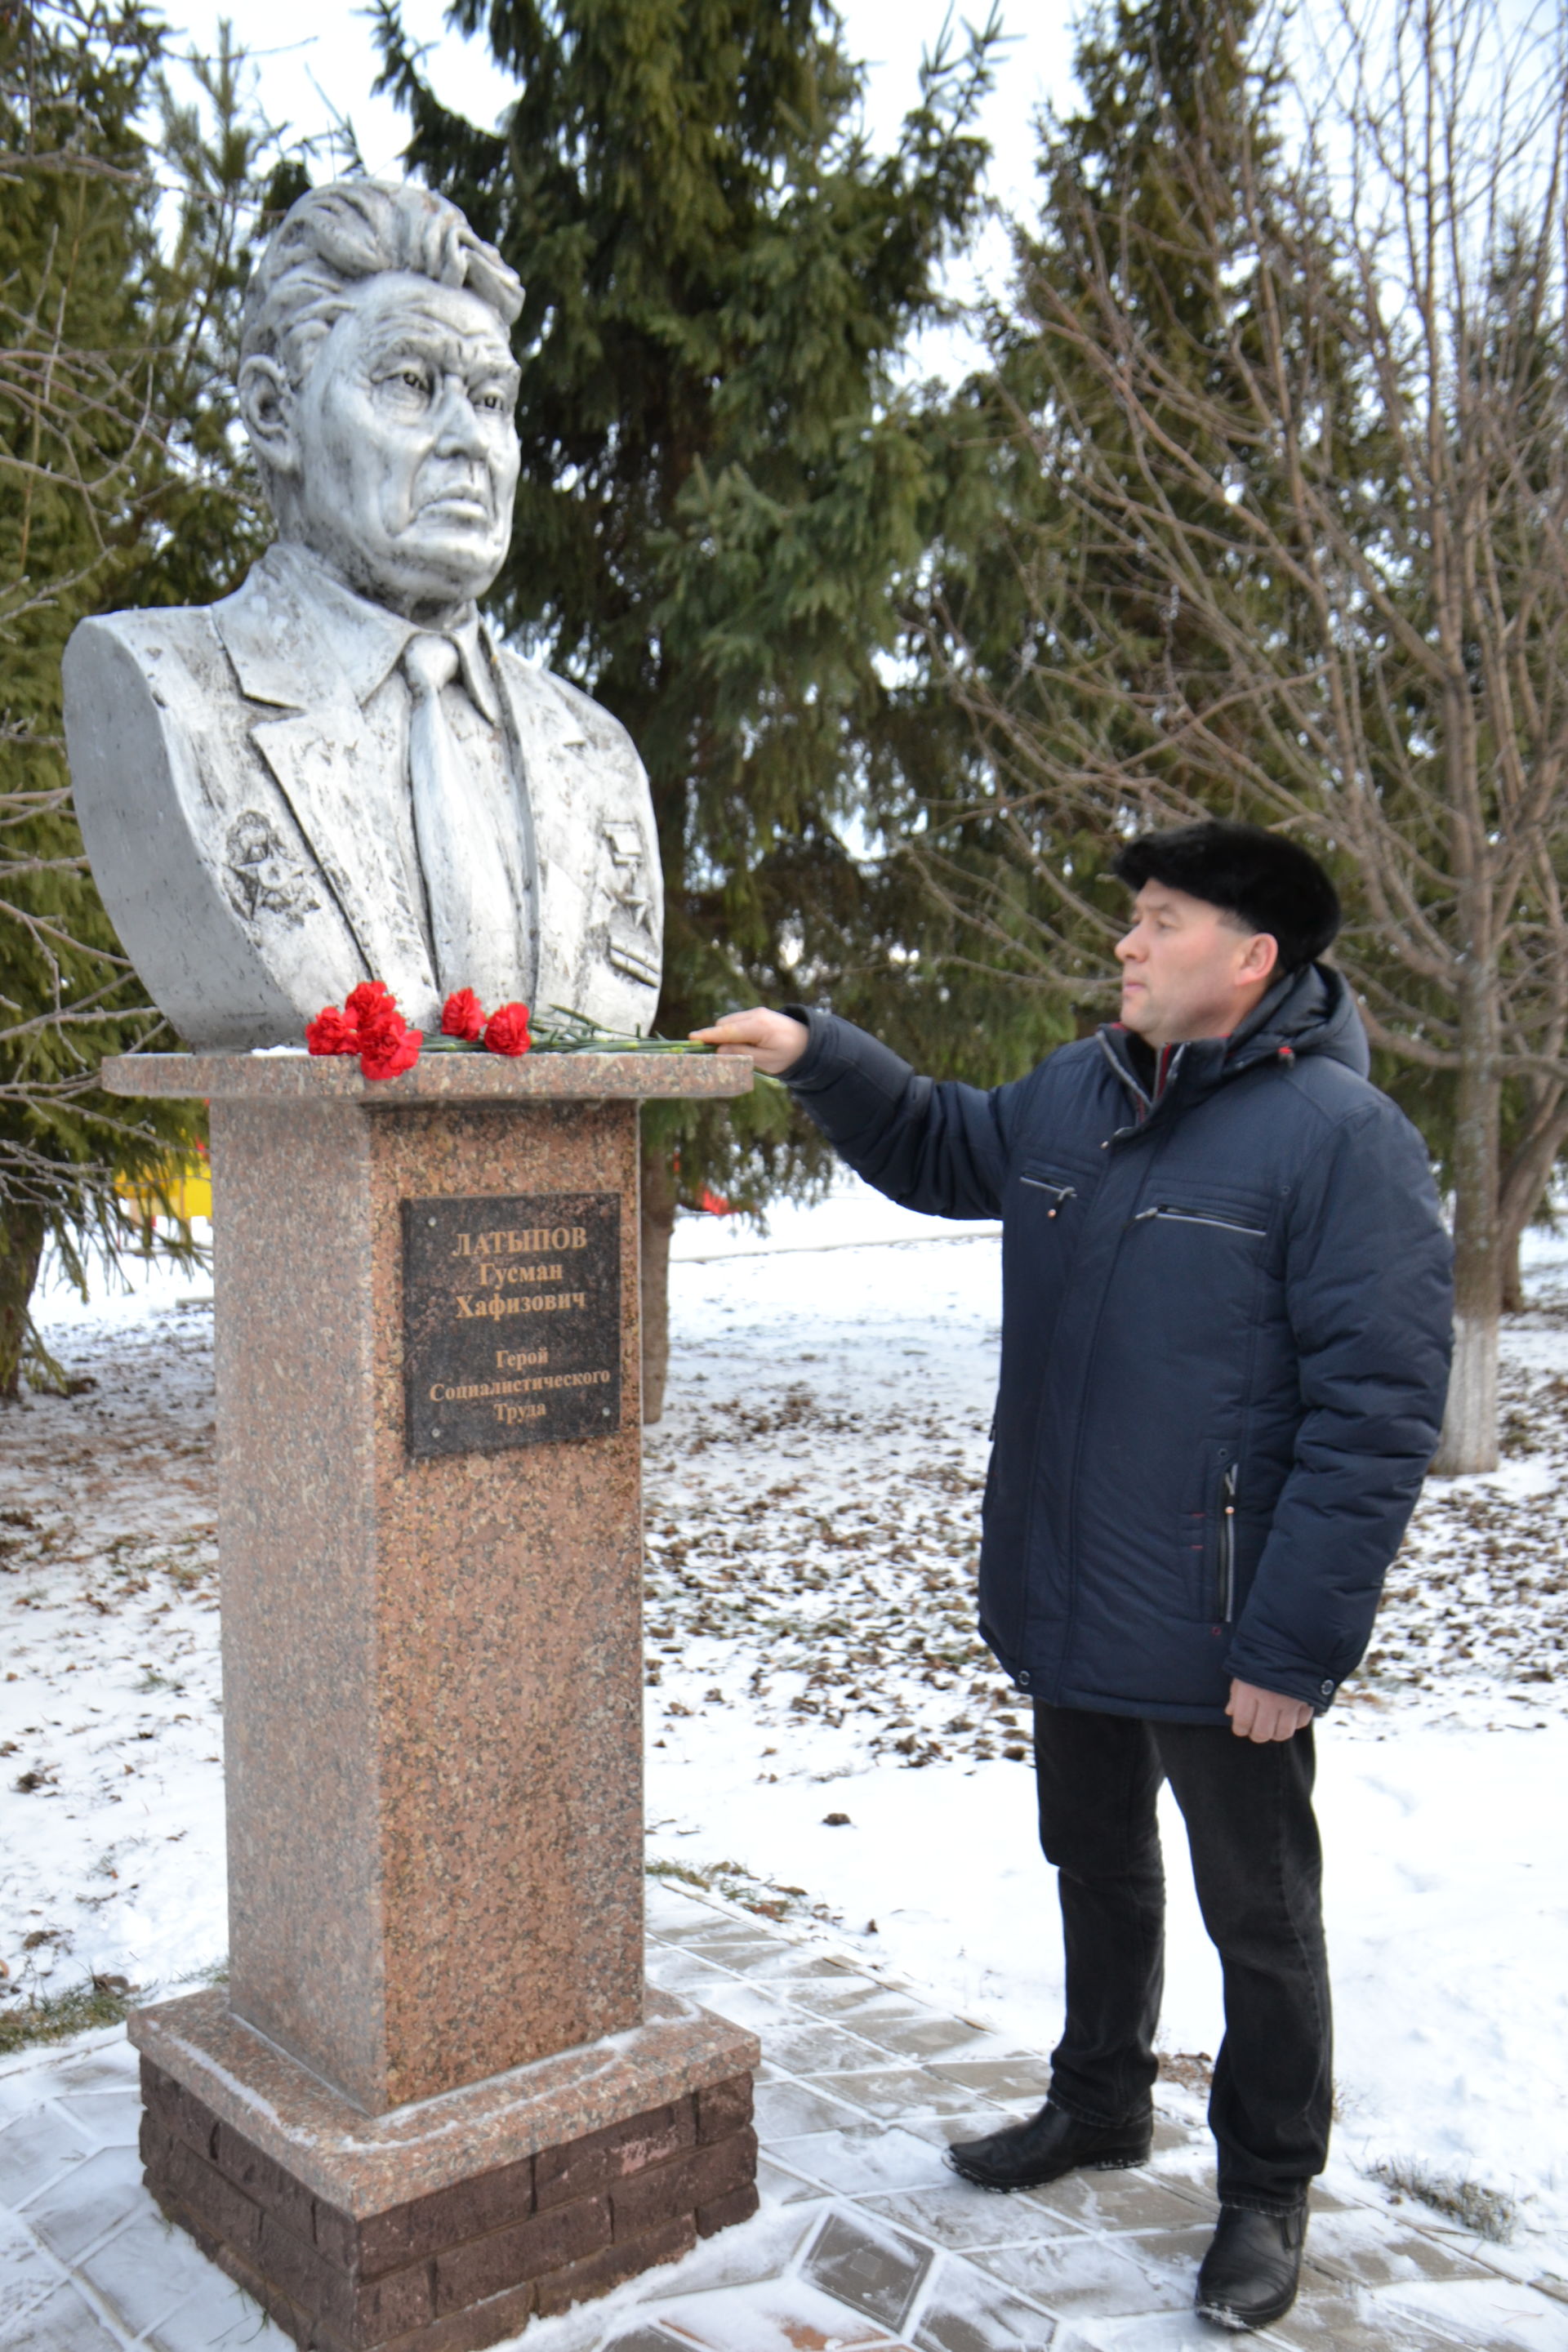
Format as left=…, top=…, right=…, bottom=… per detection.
left=1218, top=1462, right=1237, bottom=1622
left=1049, top=1036, right=1172, bottom=1690
left=1134, top=1205, right=1267, bottom=1238
left=1097, top=1028, right=1150, bottom=1122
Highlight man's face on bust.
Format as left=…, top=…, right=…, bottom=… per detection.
left=267, top=271, right=522, bottom=623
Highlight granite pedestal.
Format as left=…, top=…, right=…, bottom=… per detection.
left=100, top=1049, right=759, bottom=2352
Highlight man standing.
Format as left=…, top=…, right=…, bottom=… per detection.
left=695, top=823, right=1451, bottom=2332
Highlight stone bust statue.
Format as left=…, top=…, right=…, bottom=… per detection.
left=62, top=181, right=662, bottom=1051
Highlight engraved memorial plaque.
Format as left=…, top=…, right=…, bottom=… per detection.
left=403, top=1192, right=621, bottom=1457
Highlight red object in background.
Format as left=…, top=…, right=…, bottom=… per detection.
left=699, top=1188, right=732, bottom=1215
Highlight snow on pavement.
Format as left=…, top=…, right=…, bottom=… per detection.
left=2, top=1183, right=1565, bottom=2283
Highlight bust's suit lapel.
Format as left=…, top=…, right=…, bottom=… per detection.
left=491, top=644, right=662, bottom=1031
left=488, top=635, right=577, bottom=1018
left=214, top=563, right=439, bottom=1019
left=249, top=712, right=436, bottom=1012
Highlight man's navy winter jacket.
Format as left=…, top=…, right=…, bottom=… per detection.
left=786, top=967, right=1453, bottom=1725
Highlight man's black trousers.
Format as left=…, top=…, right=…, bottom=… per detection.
left=1031, top=1701, right=1331, bottom=2212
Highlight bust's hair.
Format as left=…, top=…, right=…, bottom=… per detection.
left=240, top=180, right=523, bottom=391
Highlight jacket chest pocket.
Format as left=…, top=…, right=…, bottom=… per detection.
left=1130, top=1200, right=1269, bottom=1241
left=1125, top=1187, right=1276, bottom=1307
left=1018, top=1160, right=1092, bottom=1218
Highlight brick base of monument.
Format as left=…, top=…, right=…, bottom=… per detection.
left=128, top=1988, right=760, bottom=2352
left=140, top=2061, right=757, bottom=2351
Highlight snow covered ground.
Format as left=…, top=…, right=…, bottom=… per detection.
left=2, top=1179, right=1566, bottom=2287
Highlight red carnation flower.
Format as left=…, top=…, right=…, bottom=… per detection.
left=442, top=988, right=486, bottom=1041
left=356, top=999, right=403, bottom=1049
left=306, top=1005, right=359, bottom=1056
left=351, top=987, right=406, bottom=1046
left=345, top=979, right=397, bottom=1025
left=360, top=1022, right=422, bottom=1081
left=483, top=1002, right=532, bottom=1058
left=352, top=986, right=420, bottom=1080
left=305, top=979, right=421, bottom=1080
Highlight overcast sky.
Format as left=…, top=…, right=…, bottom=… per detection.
left=161, top=0, right=1558, bottom=390
left=176, top=0, right=1076, bottom=205
left=164, top=0, right=1080, bottom=379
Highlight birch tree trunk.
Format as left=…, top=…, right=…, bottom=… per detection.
left=1435, top=984, right=1502, bottom=1472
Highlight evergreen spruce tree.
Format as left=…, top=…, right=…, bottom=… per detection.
left=373, top=0, right=1069, bottom=1415
left=0, top=3, right=295, bottom=1394
left=907, top=0, right=1327, bottom=1009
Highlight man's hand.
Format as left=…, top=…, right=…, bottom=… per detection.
left=1226, top=1680, right=1313, bottom=1742
left=689, top=1007, right=809, bottom=1077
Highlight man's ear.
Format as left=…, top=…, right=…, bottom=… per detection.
left=238, top=356, right=299, bottom=479
left=1241, top=929, right=1281, bottom=986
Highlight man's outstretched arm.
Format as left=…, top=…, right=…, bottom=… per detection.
left=690, top=1008, right=809, bottom=1075
left=692, top=1004, right=1014, bottom=1223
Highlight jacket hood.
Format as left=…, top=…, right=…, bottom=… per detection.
left=1228, top=961, right=1370, bottom=1079
left=1097, top=960, right=1370, bottom=1116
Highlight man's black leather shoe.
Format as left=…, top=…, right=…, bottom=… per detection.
left=945, top=2100, right=1152, bottom=2192
left=1195, top=2203, right=1307, bottom=2330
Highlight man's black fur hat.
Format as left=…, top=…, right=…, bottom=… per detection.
left=1111, top=821, right=1340, bottom=972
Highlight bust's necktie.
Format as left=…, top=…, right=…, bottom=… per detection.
left=403, top=633, right=518, bottom=1003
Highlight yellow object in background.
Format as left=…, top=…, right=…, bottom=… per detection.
left=114, top=1157, right=212, bottom=1223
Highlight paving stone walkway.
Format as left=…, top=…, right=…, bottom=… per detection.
left=2, top=1878, right=1565, bottom=2352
